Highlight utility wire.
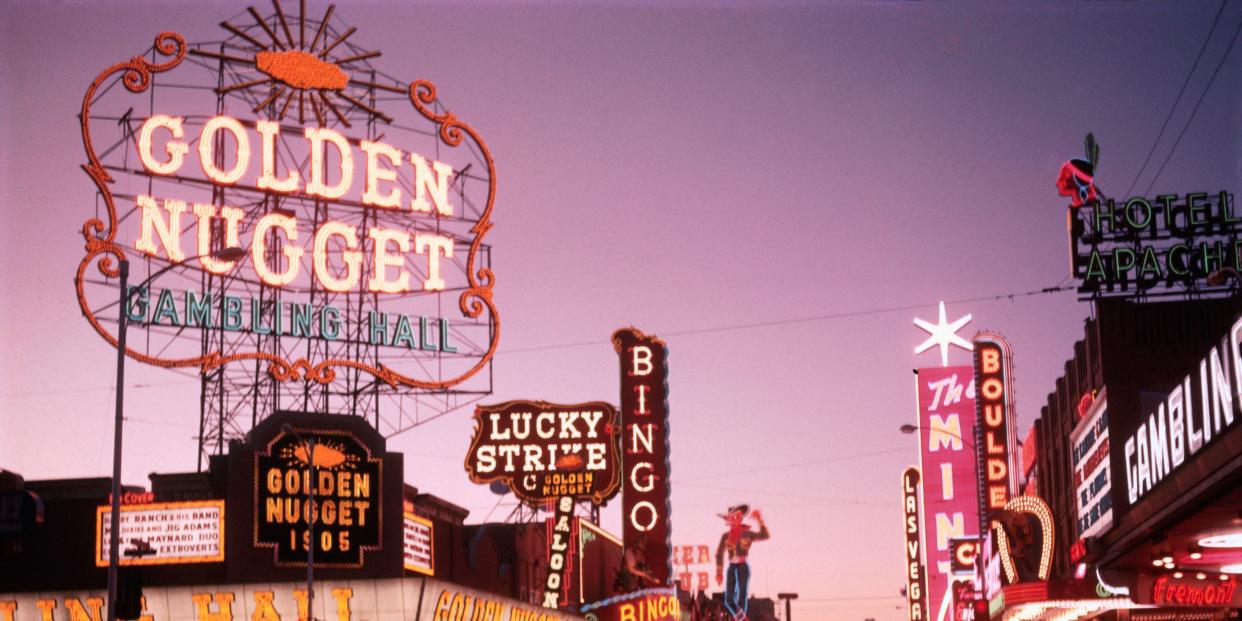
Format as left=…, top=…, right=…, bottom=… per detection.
left=1143, top=10, right=1242, bottom=195
left=498, top=283, right=1073, bottom=356
left=674, top=447, right=910, bottom=483
left=0, top=283, right=1074, bottom=399
left=1124, top=0, right=1228, bottom=199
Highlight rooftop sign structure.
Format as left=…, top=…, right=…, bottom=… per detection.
left=72, top=2, right=500, bottom=458
left=1059, top=135, right=1240, bottom=300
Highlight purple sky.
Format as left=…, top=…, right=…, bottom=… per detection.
left=2, top=2, right=1239, bottom=619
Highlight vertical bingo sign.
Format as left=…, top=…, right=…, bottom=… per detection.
left=613, top=327, right=673, bottom=586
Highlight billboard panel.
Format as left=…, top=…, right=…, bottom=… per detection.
left=465, top=400, right=621, bottom=505
left=95, top=500, right=224, bottom=566
left=1070, top=390, right=1112, bottom=539
left=915, top=366, right=980, bottom=621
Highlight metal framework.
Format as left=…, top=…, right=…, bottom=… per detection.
left=74, top=2, right=498, bottom=469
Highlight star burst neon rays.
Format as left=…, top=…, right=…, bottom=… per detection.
left=914, top=302, right=973, bottom=366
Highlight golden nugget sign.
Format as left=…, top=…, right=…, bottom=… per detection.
left=465, top=401, right=620, bottom=504
left=256, top=427, right=381, bottom=567
left=75, top=4, right=497, bottom=390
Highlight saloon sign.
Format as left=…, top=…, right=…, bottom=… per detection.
left=73, top=4, right=499, bottom=412
left=465, top=401, right=621, bottom=504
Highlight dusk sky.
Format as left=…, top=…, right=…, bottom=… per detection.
left=2, top=2, right=1240, bottom=620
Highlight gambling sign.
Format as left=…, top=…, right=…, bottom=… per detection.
left=465, top=400, right=620, bottom=504
left=255, top=426, right=382, bottom=567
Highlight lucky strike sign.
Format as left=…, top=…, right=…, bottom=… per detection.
left=75, top=15, right=498, bottom=392
left=465, top=400, right=621, bottom=504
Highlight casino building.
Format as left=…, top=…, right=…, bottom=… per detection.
left=1034, top=296, right=1242, bottom=618
left=0, top=412, right=626, bottom=621
left=974, top=296, right=1242, bottom=621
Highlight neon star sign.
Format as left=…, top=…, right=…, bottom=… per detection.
left=913, top=302, right=973, bottom=366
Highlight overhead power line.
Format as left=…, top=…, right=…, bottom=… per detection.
left=1143, top=12, right=1242, bottom=195
left=0, top=283, right=1074, bottom=399
left=675, top=447, right=911, bottom=484
left=498, top=283, right=1073, bottom=356
left=1124, top=0, right=1228, bottom=199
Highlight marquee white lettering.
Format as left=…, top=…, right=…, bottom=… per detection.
left=1124, top=317, right=1242, bottom=504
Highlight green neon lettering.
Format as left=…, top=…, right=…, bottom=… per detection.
left=1113, top=248, right=1137, bottom=279
left=1085, top=250, right=1107, bottom=282
left=440, top=319, right=458, bottom=353
left=1124, top=197, right=1152, bottom=231
left=186, top=290, right=213, bottom=327
left=222, top=296, right=243, bottom=330
left=321, top=306, right=341, bottom=340
left=1168, top=245, right=1191, bottom=276
left=392, top=314, right=417, bottom=348
left=152, top=288, right=180, bottom=326
left=369, top=312, right=389, bottom=345
left=125, top=286, right=149, bottom=322
left=290, top=303, right=313, bottom=337
left=1138, top=247, right=1162, bottom=280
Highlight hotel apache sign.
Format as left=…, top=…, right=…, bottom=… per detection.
left=1068, top=192, right=1241, bottom=298
left=1059, top=138, right=1240, bottom=299
left=73, top=3, right=499, bottom=394
left=465, top=401, right=621, bottom=505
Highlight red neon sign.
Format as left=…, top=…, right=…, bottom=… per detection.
left=1152, top=576, right=1238, bottom=607
left=614, top=327, right=672, bottom=586
left=972, top=335, right=1016, bottom=513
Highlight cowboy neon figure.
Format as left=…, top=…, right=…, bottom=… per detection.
left=715, top=505, right=770, bottom=621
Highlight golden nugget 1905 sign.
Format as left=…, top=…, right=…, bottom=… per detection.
left=466, top=401, right=620, bottom=504
left=256, top=425, right=382, bottom=567
left=74, top=3, right=499, bottom=403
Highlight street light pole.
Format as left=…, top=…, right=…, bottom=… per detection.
left=106, top=259, right=129, bottom=621
left=282, top=424, right=316, bottom=621
left=307, top=436, right=316, bottom=621
left=106, top=248, right=244, bottom=621
left=899, top=423, right=975, bottom=449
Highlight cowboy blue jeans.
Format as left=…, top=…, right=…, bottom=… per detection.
left=724, top=562, right=750, bottom=618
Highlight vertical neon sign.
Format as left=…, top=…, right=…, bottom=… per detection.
left=971, top=334, right=1017, bottom=519
left=614, top=327, right=672, bottom=586
left=915, top=366, right=980, bottom=621
left=902, top=467, right=929, bottom=621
